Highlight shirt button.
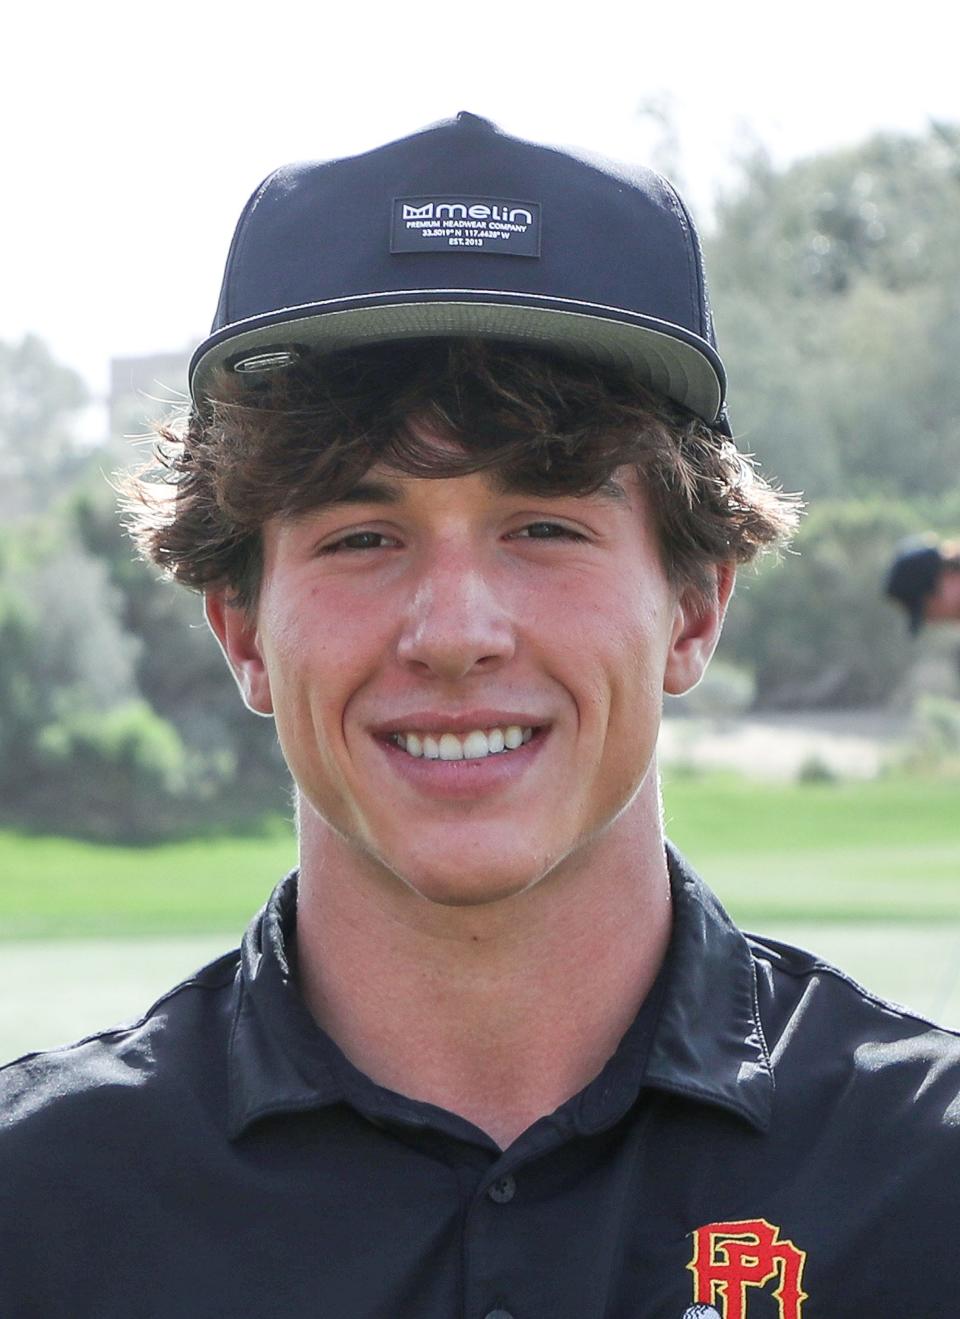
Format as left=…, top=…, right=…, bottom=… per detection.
left=487, top=1174, right=516, bottom=1204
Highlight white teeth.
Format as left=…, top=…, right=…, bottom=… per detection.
left=463, top=730, right=489, bottom=759
left=439, top=733, right=464, bottom=761
left=392, top=725, right=535, bottom=760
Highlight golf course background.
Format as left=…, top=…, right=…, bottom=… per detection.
left=4, top=122, right=960, bottom=1064
left=3, top=771, right=959, bottom=1064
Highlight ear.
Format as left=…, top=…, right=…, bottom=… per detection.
left=204, top=591, right=274, bottom=716
left=663, top=563, right=736, bottom=697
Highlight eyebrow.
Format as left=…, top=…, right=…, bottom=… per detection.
left=492, top=473, right=629, bottom=502
left=324, top=478, right=405, bottom=506
left=323, top=473, right=630, bottom=507
left=595, top=477, right=629, bottom=502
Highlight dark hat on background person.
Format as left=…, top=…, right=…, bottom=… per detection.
left=884, top=539, right=944, bottom=634
left=190, top=112, right=730, bottom=434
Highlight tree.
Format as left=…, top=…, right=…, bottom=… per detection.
left=722, top=498, right=942, bottom=709
left=71, top=484, right=290, bottom=824
left=0, top=335, right=88, bottom=520
left=707, top=125, right=960, bottom=501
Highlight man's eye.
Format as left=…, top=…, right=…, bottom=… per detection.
left=322, top=531, right=393, bottom=553
left=515, top=522, right=586, bottom=541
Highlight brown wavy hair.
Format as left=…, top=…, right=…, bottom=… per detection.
left=123, top=338, right=800, bottom=613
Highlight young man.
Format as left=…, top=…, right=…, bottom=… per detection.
left=886, top=536, right=960, bottom=632
left=3, top=113, right=960, bottom=1317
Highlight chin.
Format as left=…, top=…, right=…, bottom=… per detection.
left=384, top=846, right=554, bottom=909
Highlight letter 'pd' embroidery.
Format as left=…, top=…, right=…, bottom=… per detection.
left=685, top=1218, right=808, bottom=1319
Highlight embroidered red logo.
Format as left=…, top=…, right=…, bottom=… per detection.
left=687, top=1218, right=808, bottom=1319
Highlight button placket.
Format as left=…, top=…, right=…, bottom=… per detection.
left=487, top=1173, right=516, bottom=1204
left=464, top=1161, right=528, bottom=1319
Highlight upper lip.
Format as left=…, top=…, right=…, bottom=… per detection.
left=369, top=711, right=551, bottom=736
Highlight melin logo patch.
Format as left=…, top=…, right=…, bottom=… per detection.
left=391, top=196, right=541, bottom=257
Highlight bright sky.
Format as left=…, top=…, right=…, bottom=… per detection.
left=5, top=0, right=958, bottom=418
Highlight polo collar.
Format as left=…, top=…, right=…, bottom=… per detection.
left=650, top=844, right=774, bottom=1131
left=226, top=871, right=398, bottom=1138
left=226, top=847, right=773, bottom=1140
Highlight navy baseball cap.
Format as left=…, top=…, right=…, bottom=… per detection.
left=190, top=112, right=729, bottom=432
left=884, top=540, right=943, bottom=634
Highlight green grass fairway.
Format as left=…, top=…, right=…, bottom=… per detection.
left=1, top=774, right=958, bottom=1064
left=0, top=823, right=297, bottom=939
left=662, top=773, right=960, bottom=923
left=0, top=773, right=957, bottom=939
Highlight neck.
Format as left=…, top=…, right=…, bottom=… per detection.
left=294, top=777, right=672, bottom=1149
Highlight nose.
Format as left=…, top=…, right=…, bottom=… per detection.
left=396, top=547, right=516, bottom=681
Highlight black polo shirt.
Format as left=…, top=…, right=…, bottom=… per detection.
left=2, top=846, right=960, bottom=1318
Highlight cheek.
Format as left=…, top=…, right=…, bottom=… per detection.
left=560, top=588, right=671, bottom=695
left=262, top=585, right=401, bottom=786
left=265, top=581, right=382, bottom=679
left=543, top=590, right=670, bottom=787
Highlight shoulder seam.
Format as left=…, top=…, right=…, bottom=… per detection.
left=748, top=935, right=960, bottom=1041
left=0, top=950, right=240, bottom=1076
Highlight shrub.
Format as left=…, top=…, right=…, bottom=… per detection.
left=27, top=702, right=190, bottom=842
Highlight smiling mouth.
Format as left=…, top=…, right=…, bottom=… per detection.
left=390, top=726, right=536, bottom=761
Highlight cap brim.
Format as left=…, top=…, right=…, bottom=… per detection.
left=189, top=293, right=727, bottom=430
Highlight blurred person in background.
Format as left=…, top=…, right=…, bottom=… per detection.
left=885, top=535, right=960, bottom=632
